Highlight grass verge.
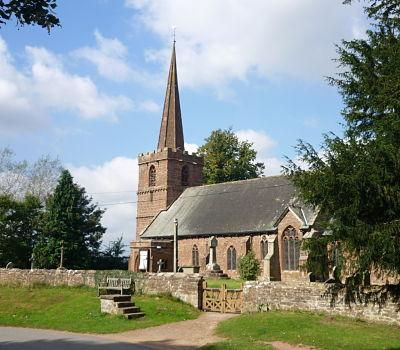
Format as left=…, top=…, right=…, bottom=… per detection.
left=205, top=278, right=243, bottom=289
left=0, top=285, right=200, bottom=333
left=201, top=310, right=400, bottom=350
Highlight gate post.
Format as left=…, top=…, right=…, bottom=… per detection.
left=221, top=283, right=226, bottom=313
left=202, top=281, right=207, bottom=311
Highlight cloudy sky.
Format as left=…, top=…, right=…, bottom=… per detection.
left=0, top=0, right=368, bottom=249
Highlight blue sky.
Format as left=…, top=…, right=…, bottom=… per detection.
left=0, top=0, right=368, bottom=248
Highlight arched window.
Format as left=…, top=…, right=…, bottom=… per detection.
left=181, top=165, right=189, bottom=186
left=149, top=165, right=156, bottom=187
left=192, top=245, right=199, bottom=266
left=260, top=236, right=268, bottom=259
left=227, top=246, right=237, bottom=270
left=283, top=227, right=300, bottom=270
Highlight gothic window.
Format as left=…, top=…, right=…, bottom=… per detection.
left=227, top=246, right=237, bottom=270
left=181, top=165, right=189, bottom=186
left=260, top=236, right=268, bottom=259
left=149, top=165, right=156, bottom=187
left=192, top=245, right=199, bottom=266
left=283, top=227, right=300, bottom=271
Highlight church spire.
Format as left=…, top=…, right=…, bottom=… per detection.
left=157, top=42, right=185, bottom=150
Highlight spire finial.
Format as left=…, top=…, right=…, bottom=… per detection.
left=172, top=26, right=176, bottom=44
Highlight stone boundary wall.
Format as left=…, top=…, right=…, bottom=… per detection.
left=0, top=268, right=97, bottom=287
left=135, top=273, right=203, bottom=308
left=243, top=281, right=400, bottom=325
left=0, top=269, right=203, bottom=309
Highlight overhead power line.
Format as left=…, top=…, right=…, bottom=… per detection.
left=96, top=183, right=289, bottom=207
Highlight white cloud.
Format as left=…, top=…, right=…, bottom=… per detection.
left=184, top=142, right=198, bottom=154
left=235, top=129, right=282, bottom=176
left=0, top=37, right=135, bottom=134
left=73, top=30, right=134, bottom=82
left=236, top=129, right=277, bottom=153
left=73, top=30, right=161, bottom=87
left=27, top=46, right=134, bottom=121
left=138, top=99, right=160, bottom=113
left=126, top=0, right=365, bottom=94
left=69, top=156, right=138, bottom=251
left=0, top=39, right=48, bottom=133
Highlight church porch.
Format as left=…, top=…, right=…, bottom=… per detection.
left=129, top=239, right=173, bottom=273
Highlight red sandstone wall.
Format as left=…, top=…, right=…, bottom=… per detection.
left=135, top=148, right=203, bottom=237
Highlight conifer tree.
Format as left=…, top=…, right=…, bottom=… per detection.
left=285, top=0, right=400, bottom=282
left=34, top=170, right=105, bottom=269
left=0, top=194, right=42, bottom=268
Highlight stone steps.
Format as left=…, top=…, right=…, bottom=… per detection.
left=100, top=294, right=145, bottom=319
left=118, top=306, right=141, bottom=314
left=116, top=301, right=135, bottom=308
left=125, top=312, right=145, bottom=319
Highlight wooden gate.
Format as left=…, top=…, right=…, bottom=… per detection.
left=202, top=281, right=243, bottom=313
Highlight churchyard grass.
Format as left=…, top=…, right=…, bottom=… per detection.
left=201, top=310, right=400, bottom=350
left=0, top=285, right=199, bottom=333
left=205, top=278, right=243, bottom=289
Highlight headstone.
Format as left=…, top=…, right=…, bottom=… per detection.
left=206, top=236, right=220, bottom=272
left=157, top=259, right=164, bottom=273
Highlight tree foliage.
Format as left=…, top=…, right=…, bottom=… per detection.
left=285, top=0, right=400, bottom=282
left=238, top=251, right=260, bottom=281
left=0, top=148, right=63, bottom=202
left=0, top=0, right=60, bottom=31
left=104, top=236, right=126, bottom=258
left=198, top=128, right=265, bottom=184
left=34, top=170, right=105, bottom=269
left=0, top=194, right=42, bottom=268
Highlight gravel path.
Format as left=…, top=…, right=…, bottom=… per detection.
left=103, top=312, right=237, bottom=349
left=0, top=313, right=316, bottom=350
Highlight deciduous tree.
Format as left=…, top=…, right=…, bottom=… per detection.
left=0, top=0, right=60, bottom=31
left=198, top=128, right=265, bottom=184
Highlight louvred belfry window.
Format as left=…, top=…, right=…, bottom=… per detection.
left=227, top=246, right=237, bottom=270
left=149, top=165, right=156, bottom=187
left=283, top=227, right=300, bottom=271
left=181, top=165, right=189, bottom=186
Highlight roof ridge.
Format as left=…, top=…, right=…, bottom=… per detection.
left=187, top=174, right=288, bottom=190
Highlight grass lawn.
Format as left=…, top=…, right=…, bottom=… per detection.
left=202, top=310, right=400, bottom=350
left=0, top=285, right=199, bottom=333
left=205, top=278, right=243, bottom=289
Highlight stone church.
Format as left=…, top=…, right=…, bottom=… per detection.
left=129, top=44, right=319, bottom=281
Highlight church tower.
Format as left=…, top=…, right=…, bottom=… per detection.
left=135, top=43, right=203, bottom=237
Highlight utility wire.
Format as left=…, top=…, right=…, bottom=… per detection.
left=96, top=183, right=289, bottom=207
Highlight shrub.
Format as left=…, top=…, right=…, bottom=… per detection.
left=238, top=251, right=260, bottom=280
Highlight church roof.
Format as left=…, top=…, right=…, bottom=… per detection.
left=157, top=42, right=185, bottom=150
left=141, top=175, right=317, bottom=239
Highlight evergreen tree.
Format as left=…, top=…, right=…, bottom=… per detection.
left=0, top=194, right=42, bottom=268
left=285, top=0, right=400, bottom=282
left=34, top=170, right=105, bottom=269
left=198, top=128, right=265, bottom=184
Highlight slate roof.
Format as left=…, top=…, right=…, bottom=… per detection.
left=141, top=175, right=317, bottom=239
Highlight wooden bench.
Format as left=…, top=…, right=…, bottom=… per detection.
left=97, top=277, right=134, bottom=296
